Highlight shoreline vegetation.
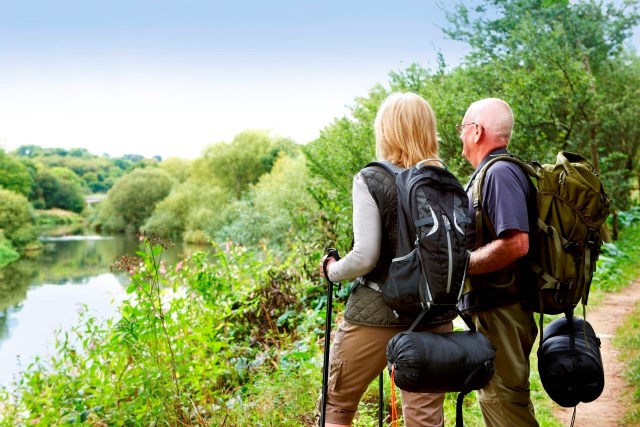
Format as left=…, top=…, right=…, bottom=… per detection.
left=0, top=215, right=638, bottom=425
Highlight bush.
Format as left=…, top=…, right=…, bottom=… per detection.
left=96, top=168, right=174, bottom=233
left=0, top=188, right=38, bottom=251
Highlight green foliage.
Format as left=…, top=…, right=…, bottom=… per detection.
left=159, top=157, right=194, bottom=183
left=616, top=310, right=640, bottom=425
left=143, top=130, right=302, bottom=244
left=0, top=233, right=321, bottom=425
left=32, top=168, right=86, bottom=213
left=144, top=180, right=228, bottom=241
left=596, top=53, right=640, bottom=211
left=200, top=130, right=294, bottom=199
left=592, top=207, right=640, bottom=293
left=216, top=154, right=319, bottom=250
left=302, top=99, right=382, bottom=252
left=0, top=188, right=38, bottom=251
left=440, top=0, right=640, bottom=210
left=0, top=233, right=19, bottom=268
left=0, top=149, right=33, bottom=197
left=96, top=167, right=174, bottom=233
left=13, top=144, right=154, bottom=195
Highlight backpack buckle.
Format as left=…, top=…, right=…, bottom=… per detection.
left=553, top=282, right=572, bottom=305
left=586, top=228, right=599, bottom=249
left=563, top=241, right=580, bottom=252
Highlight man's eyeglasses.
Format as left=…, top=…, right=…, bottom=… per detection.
left=456, top=122, right=476, bottom=136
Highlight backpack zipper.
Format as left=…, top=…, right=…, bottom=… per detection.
left=443, top=215, right=453, bottom=293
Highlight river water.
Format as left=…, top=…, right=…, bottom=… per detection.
left=0, top=234, right=190, bottom=388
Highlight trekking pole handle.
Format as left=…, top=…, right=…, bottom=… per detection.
left=322, top=248, right=341, bottom=280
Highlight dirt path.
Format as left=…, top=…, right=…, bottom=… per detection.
left=551, top=279, right=640, bottom=426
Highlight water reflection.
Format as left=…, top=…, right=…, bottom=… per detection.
left=0, top=234, right=193, bottom=387
left=0, top=275, right=126, bottom=385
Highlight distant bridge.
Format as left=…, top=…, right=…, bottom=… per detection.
left=84, top=194, right=107, bottom=206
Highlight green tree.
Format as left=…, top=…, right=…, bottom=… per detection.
left=33, top=168, right=85, bottom=213
left=96, top=168, right=174, bottom=233
left=0, top=149, right=33, bottom=197
left=216, top=153, right=318, bottom=249
left=143, top=180, right=227, bottom=241
left=442, top=0, right=640, bottom=214
left=302, top=87, right=393, bottom=248
left=200, top=130, right=292, bottom=199
left=159, top=157, right=193, bottom=184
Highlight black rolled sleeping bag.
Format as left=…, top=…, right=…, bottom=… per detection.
left=537, top=316, right=604, bottom=407
left=386, top=329, right=495, bottom=393
left=386, top=312, right=496, bottom=427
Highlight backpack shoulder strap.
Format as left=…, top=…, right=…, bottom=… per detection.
left=365, top=160, right=403, bottom=176
left=472, top=154, right=539, bottom=243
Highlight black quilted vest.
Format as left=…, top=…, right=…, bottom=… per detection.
left=359, top=163, right=398, bottom=286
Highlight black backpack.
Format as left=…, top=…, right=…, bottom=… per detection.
left=367, top=160, right=471, bottom=323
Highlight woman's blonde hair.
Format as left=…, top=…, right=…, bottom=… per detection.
left=374, top=92, right=440, bottom=168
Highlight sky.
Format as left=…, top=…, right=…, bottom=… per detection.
left=0, top=1, right=638, bottom=160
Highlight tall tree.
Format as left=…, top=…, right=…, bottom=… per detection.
left=96, top=168, right=174, bottom=233
left=442, top=0, right=640, bottom=213
left=200, top=130, right=293, bottom=199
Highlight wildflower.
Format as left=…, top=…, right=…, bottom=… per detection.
left=175, top=261, right=184, bottom=272
left=111, top=255, right=141, bottom=275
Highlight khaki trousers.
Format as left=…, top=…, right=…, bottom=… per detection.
left=319, top=320, right=452, bottom=426
left=473, top=302, right=540, bottom=427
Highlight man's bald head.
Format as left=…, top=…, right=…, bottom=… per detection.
left=464, top=98, right=513, bottom=147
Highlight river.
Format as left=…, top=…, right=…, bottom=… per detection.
left=0, top=234, right=190, bottom=388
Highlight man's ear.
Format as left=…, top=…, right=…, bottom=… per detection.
left=473, top=124, right=483, bottom=143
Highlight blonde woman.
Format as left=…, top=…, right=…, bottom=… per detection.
left=319, top=92, right=452, bottom=427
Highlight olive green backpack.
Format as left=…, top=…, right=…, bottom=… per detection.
left=472, top=151, right=611, bottom=328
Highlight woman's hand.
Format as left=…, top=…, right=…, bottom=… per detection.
left=319, top=255, right=336, bottom=280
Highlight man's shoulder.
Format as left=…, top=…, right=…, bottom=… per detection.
left=484, top=158, right=526, bottom=179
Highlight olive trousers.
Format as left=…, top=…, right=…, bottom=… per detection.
left=473, top=302, right=540, bottom=427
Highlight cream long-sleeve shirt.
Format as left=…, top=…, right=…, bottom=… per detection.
left=327, top=172, right=382, bottom=283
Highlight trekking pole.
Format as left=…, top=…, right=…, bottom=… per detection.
left=378, top=372, right=384, bottom=427
left=320, top=248, right=340, bottom=427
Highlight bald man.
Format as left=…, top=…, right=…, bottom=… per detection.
left=458, top=98, right=539, bottom=427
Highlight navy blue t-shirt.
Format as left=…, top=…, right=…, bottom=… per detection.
left=466, top=150, right=532, bottom=250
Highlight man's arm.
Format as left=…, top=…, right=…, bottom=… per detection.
left=468, top=229, right=528, bottom=275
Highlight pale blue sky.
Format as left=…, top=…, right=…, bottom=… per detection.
left=0, top=1, right=473, bottom=158
left=0, top=1, right=637, bottom=159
